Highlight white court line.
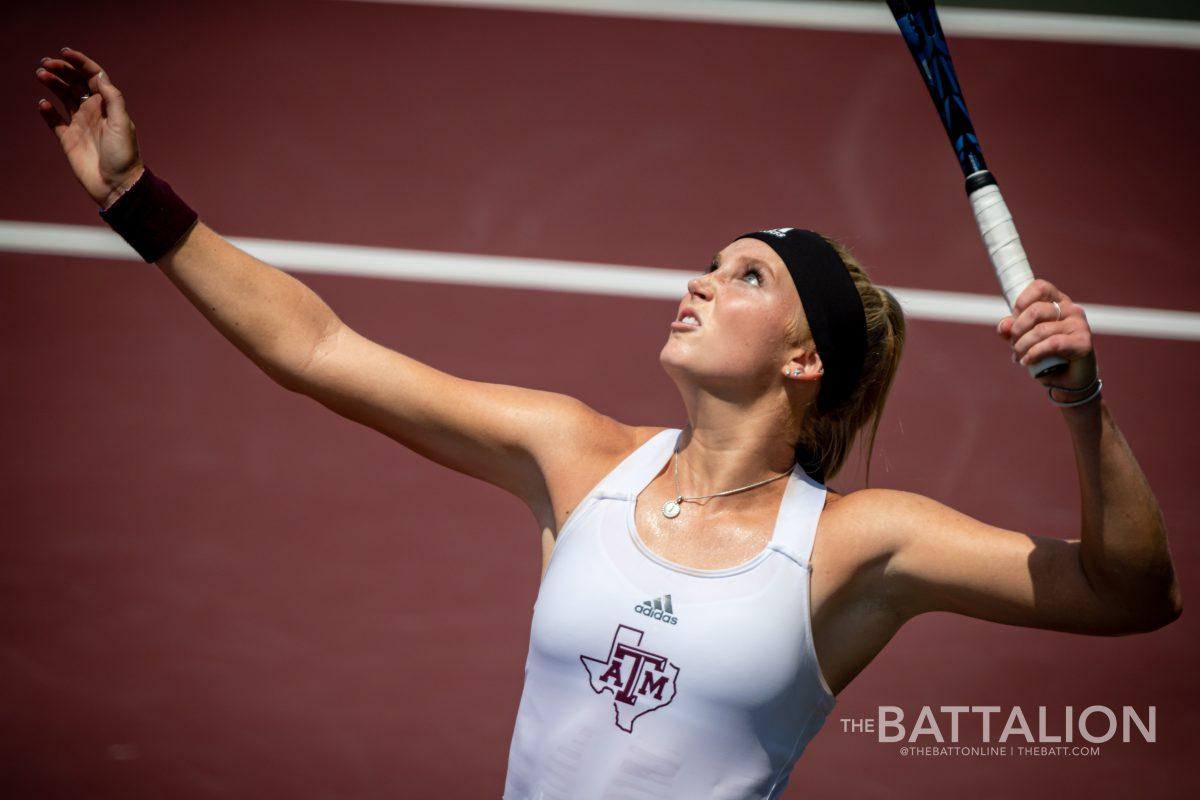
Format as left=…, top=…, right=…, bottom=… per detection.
left=343, top=0, right=1200, bottom=49
left=2, top=220, right=1198, bottom=341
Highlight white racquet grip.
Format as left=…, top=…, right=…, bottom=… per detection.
left=967, top=175, right=1067, bottom=378
left=968, top=181, right=1032, bottom=309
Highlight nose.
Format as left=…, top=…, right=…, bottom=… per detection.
left=687, top=274, right=712, bottom=299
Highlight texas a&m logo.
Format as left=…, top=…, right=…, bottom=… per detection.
left=579, top=625, right=680, bottom=733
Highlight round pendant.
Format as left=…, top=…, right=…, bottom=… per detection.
left=662, top=500, right=681, bottom=519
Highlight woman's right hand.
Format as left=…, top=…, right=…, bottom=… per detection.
left=36, top=48, right=143, bottom=210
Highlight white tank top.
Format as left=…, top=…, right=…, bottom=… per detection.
left=503, top=428, right=836, bottom=800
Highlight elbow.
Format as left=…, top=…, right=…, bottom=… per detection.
left=1119, top=582, right=1183, bottom=634
left=1128, top=603, right=1181, bottom=634
left=264, top=324, right=345, bottom=394
left=1150, top=583, right=1184, bottom=631
left=1142, top=561, right=1184, bottom=632
left=1083, top=543, right=1182, bottom=634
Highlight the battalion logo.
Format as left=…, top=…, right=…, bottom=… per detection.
left=580, top=624, right=680, bottom=733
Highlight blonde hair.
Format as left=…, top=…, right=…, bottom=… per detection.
left=792, top=236, right=906, bottom=485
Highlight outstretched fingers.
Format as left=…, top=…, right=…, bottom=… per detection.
left=58, top=49, right=126, bottom=120
left=38, top=49, right=128, bottom=125
left=35, top=65, right=81, bottom=113
left=36, top=97, right=69, bottom=141
left=58, top=47, right=105, bottom=79
left=38, top=56, right=89, bottom=92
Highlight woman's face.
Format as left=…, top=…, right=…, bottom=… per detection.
left=660, top=238, right=810, bottom=398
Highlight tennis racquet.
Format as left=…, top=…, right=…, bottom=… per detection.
left=886, top=0, right=1068, bottom=378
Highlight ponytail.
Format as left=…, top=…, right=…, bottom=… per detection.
left=793, top=237, right=905, bottom=485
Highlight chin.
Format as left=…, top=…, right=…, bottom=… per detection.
left=659, top=337, right=688, bottom=369
left=659, top=347, right=687, bottom=379
left=659, top=342, right=709, bottom=386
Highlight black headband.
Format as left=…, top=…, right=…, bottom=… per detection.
left=735, top=228, right=867, bottom=413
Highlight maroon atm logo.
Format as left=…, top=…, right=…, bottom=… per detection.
left=580, top=624, right=680, bottom=733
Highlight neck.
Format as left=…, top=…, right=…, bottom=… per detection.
left=675, top=392, right=800, bottom=496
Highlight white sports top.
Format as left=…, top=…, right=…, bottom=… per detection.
left=503, top=427, right=837, bottom=800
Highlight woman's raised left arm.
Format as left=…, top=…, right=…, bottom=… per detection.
left=1006, top=279, right=1181, bottom=626
left=863, top=279, right=1181, bottom=635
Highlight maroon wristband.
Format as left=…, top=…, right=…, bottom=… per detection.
left=98, top=166, right=199, bottom=262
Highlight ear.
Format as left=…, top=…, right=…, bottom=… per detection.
left=782, top=348, right=824, bottom=382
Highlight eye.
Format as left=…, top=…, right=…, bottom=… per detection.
left=704, top=263, right=762, bottom=285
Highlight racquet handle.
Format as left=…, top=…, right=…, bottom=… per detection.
left=966, top=171, right=1068, bottom=378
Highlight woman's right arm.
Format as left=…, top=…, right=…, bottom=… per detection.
left=154, top=218, right=344, bottom=388
left=36, top=47, right=636, bottom=520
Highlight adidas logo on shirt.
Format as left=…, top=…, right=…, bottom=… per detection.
left=634, top=594, right=679, bottom=625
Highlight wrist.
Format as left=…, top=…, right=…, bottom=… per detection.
left=100, top=163, right=146, bottom=211
left=1048, top=376, right=1103, bottom=408
left=97, top=165, right=198, bottom=263
left=1059, top=393, right=1106, bottom=433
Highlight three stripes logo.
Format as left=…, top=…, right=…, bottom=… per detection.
left=634, top=594, right=679, bottom=625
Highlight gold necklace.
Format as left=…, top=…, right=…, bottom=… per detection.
left=661, top=446, right=793, bottom=519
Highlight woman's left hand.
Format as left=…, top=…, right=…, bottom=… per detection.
left=997, top=279, right=1098, bottom=393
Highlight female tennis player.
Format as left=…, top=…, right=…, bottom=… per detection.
left=37, top=49, right=1181, bottom=799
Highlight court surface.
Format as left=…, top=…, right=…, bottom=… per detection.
left=2, top=1, right=1197, bottom=797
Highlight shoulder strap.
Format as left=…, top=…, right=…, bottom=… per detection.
left=767, top=466, right=827, bottom=568
left=592, top=427, right=681, bottom=500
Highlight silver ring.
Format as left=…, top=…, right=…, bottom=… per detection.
left=1052, top=300, right=1062, bottom=321
left=78, top=93, right=92, bottom=102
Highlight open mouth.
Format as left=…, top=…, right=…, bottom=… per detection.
left=670, top=316, right=700, bottom=331
left=673, top=307, right=702, bottom=328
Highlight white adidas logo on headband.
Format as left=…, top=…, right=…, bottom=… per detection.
left=761, top=227, right=795, bottom=238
